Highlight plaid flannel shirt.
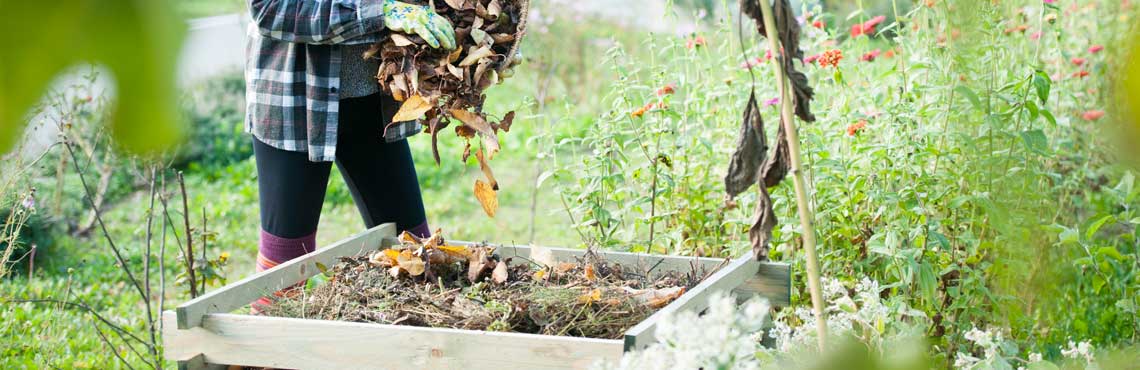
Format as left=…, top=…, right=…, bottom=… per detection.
left=245, top=0, right=421, bottom=162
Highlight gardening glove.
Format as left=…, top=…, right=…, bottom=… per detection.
left=382, top=0, right=457, bottom=50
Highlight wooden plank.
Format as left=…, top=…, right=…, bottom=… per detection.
left=622, top=256, right=760, bottom=351
left=175, top=223, right=396, bottom=329
left=733, top=262, right=791, bottom=307
left=162, top=311, right=623, bottom=369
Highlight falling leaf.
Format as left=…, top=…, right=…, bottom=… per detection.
left=450, top=109, right=501, bottom=157
left=475, top=149, right=499, bottom=190
left=474, top=179, right=499, bottom=217
left=492, top=261, right=509, bottom=284
left=498, top=111, right=515, bottom=132
left=584, top=264, right=597, bottom=282
left=577, top=288, right=603, bottom=304
left=530, top=245, right=556, bottom=268
left=392, top=94, right=434, bottom=122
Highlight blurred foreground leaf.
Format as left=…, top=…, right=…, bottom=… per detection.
left=0, top=0, right=186, bottom=154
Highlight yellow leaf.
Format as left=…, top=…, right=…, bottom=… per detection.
left=474, top=179, right=499, bottom=217
left=555, top=262, right=576, bottom=274
left=449, top=109, right=500, bottom=157
left=475, top=148, right=499, bottom=190
left=397, top=250, right=426, bottom=276
left=492, top=261, right=509, bottom=284
left=577, top=288, right=603, bottom=304
left=438, top=245, right=471, bottom=259
left=392, top=94, right=433, bottom=122
left=532, top=269, right=548, bottom=280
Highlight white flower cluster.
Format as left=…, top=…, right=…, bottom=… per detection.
left=1061, top=340, right=1096, bottom=365
left=592, top=293, right=771, bottom=370
left=955, top=327, right=1098, bottom=370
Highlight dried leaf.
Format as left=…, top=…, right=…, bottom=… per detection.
left=529, top=245, right=556, bottom=268
left=475, top=148, right=499, bottom=190
left=584, top=264, right=597, bottom=282
left=555, top=262, right=576, bottom=275
left=461, top=141, right=472, bottom=162
left=749, top=184, right=777, bottom=261
left=487, top=0, right=502, bottom=18
left=725, top=93, right=767, bottom=199
left=450, top=109, right=501, bottom=157
left=391, top=33, right=415, bottom=47
left=474, top=179, right=499, bottom=217
left=443, top=0, right=465, bottom=10
left=577, top=288, right=603, bottom=304
left=498, top=111, right=515, bottom=132
left=448, top=46, right=464, bottom=64
left=389, top=266, right=403, bottom=278
left=492, top=260, right=509, bottom=284
left=622, top=286, right=686, bottom=308
left=369, top=249, right=401, bottom=267
left=446, top=63, right=464, bottom=79
left=532, top=269, right=548, bottom=280
left=459, top=45, right=494, bottom=67
left=392, top=94, right=434, bottom=122
left=397, top=250, right=426, bottom=276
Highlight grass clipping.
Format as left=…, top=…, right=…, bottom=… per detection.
left=367, top=0, right=528, bottom=217
left=261, top=231, right=714, bottom=339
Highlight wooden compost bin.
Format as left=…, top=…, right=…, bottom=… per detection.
left=163, top=224, right=791, bottom=369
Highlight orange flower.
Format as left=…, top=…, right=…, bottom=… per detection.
left=656, top=83, right=676, bottom=96
left=1072, top=70, right=1090, bottom=78
left=1081, top=110, right=1105, bottom=121
left=818, top=49, right=843, bottom=68
left=846, top=120, right=868, bottom=136
left=812, top=20, right=825, bottom=29
left=685, top=36, right=707, bottom=49
left=631, top=102, right=668, bottom=118
left=884, top=49, right=896, bottom=58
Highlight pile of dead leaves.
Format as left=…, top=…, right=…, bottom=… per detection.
left=367, top=0, right=528, bottom=218
left=261, top=230, right=707, bottom=339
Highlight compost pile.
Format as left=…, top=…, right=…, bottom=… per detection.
left=366, top=0, right=528, bottom=217
left=262, top=231, right=713, bottom=339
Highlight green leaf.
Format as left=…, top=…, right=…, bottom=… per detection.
left=1096, top=246, right=1125, bottom=261
left=955, top=85, right=983, bottom=110
left=1, top=0, right=186, bottom=155
left=1020, top=129, right=1049, bottom=155
left=1039, top=108, right=1057, bottom=126
left=1033, top=70, right=1051, bottom=103
left=1086, top=215, right=1115, bottom=240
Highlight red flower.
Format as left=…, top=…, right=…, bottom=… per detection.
left=850, top=15, right=887, bottom=37
left=846, top=120, right=868, bottom=136
left=1072, top=70, right=1090, bottom=78
left=1082, top=110, right=1105, bottom=121
left=861, top=49, right=882, bottom=62
left=656, top=83, right=677, bottom=96
left=818, top=49, right=843, bottom=68
left=1071, top=57, right=1087, bottom=66
left=686, top=36, right=707, bottom=49
left=1089, top=45, right=1105, bottom=54
left=812, top=20, right=825, bottom=29
left=884, top=49, right=896, bottom=58
left=804, top=53, right=821, bottom=64
left=1030, top=31, right=1042, bottom=40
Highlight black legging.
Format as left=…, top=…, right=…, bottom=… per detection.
left=253, top=93, right=428, bottom=239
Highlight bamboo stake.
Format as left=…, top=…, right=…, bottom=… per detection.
left=754, top=0, right=828, bottom=351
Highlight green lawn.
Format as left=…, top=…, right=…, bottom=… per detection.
left=177, top=0, right=245, bottom=19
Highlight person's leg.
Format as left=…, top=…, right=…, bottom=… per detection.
left=251, top=137, right=332, bottom=312
left=334, top=94, right=431, bottom=237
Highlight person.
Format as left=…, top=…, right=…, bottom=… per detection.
left=244, top=0, right=456, bottom=312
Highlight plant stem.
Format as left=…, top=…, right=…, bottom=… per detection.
left=178, top=171, right=199, bottom=298
left=755, top=0, right=828, bottom=351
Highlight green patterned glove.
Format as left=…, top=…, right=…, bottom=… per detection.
left=382, top=0, right=457, bottom=50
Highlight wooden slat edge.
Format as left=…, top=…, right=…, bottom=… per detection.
left=164, top=313, right=623, bottom=369
left=622, top=256, right=759, bottom=351
left=175, top=223, right=396, bottom=329
left=733, top=262, right=791, bottom=307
